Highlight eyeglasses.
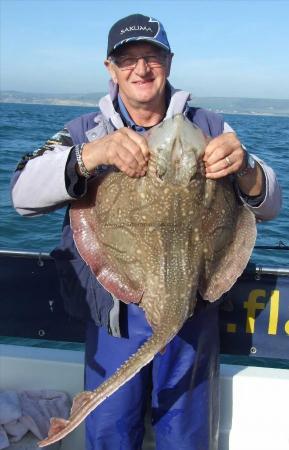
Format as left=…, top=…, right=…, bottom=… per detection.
left=110, top=53, right=168, bottom=70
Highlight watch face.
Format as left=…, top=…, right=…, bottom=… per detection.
left=248, top=154, right=256, bottom=170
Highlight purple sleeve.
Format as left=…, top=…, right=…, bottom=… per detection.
left=235, top=155, right=282, bottom=221
left=236, top=170, right=266, bottom=207
left=11, top=129, right=82, bottom=216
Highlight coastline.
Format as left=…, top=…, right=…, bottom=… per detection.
left=1, top=91, right=289, bottom=117
left=1, top=100, right=289, bottom=117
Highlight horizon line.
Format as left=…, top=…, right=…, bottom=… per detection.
left=1, top=90, right=289, bottom=102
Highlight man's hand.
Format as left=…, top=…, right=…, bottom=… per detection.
left=203, top=132, right=245, bottom=179
left=81, top=128, right=150, bottom=177
left=203, top=132, right=263, bottom=196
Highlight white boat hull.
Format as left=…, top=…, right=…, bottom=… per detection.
left=1, top=344, right=288, bottom=450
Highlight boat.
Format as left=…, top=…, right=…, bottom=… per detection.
left=1, top=248, right=289, bottom=450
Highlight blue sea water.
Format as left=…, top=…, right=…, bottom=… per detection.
left=0, top=102, right=288, bottom=267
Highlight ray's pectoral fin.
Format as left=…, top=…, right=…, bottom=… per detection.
left=70, top=184, right=144, bottom=304
left=199, top=205, right=257, bottom=301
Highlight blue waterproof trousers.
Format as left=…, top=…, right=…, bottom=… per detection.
left=85, top=299, right=220, bottom=450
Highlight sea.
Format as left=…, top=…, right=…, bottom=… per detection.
left=0, top=102, right=288, bottom=266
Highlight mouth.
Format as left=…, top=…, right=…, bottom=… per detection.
left=133, top=79, right=154, bottom=86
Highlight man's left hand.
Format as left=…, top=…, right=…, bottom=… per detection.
left=203, top=132, right=245, bottom=179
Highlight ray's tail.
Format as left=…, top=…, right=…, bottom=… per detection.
left=38, top=319, right=180, bottom=447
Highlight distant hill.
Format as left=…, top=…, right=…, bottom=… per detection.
left=1, top=90, right=289, bottom=116
left=0, top=91, right=106, bottom=107
left=190, top=96, right=289, bottom=117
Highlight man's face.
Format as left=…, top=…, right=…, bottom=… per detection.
left=105, top=42, right=173, bottom=108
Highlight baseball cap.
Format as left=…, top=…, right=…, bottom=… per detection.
left=107, top=14, right=171, bottom=57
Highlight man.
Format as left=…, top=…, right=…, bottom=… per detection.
left=12, top=13, right=281, bottom=450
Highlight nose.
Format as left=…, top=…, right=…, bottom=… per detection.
left=134, top=57, right=150, bottom=76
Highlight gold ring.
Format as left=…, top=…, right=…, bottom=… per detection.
left=225, top=156, right=231, bottom=166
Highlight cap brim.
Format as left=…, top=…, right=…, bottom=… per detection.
left=109, top=37, right=170, bottom=56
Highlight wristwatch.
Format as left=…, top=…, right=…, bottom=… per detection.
left=236, top=145, right=256, bottom=177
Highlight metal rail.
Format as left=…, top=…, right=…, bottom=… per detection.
left=0, top=248, right=288, bottom=276
left=0, top=249, right=51, bottom=259
left=247, top=265, right=289, bottom=276
left=1, top=244, right=288, bottom=259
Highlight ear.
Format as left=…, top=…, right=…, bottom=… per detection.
left=104, top=60, right=118, bottom=84
left=166, top=53, right=174, bottom=78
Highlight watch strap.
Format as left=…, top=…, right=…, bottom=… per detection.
left=236, top=146, right=255, bottom=177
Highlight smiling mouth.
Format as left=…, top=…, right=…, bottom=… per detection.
left=133, top=79, right=154, bottom=86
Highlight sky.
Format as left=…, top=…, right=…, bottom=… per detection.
left=1, top=0, right=289, bottom=99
